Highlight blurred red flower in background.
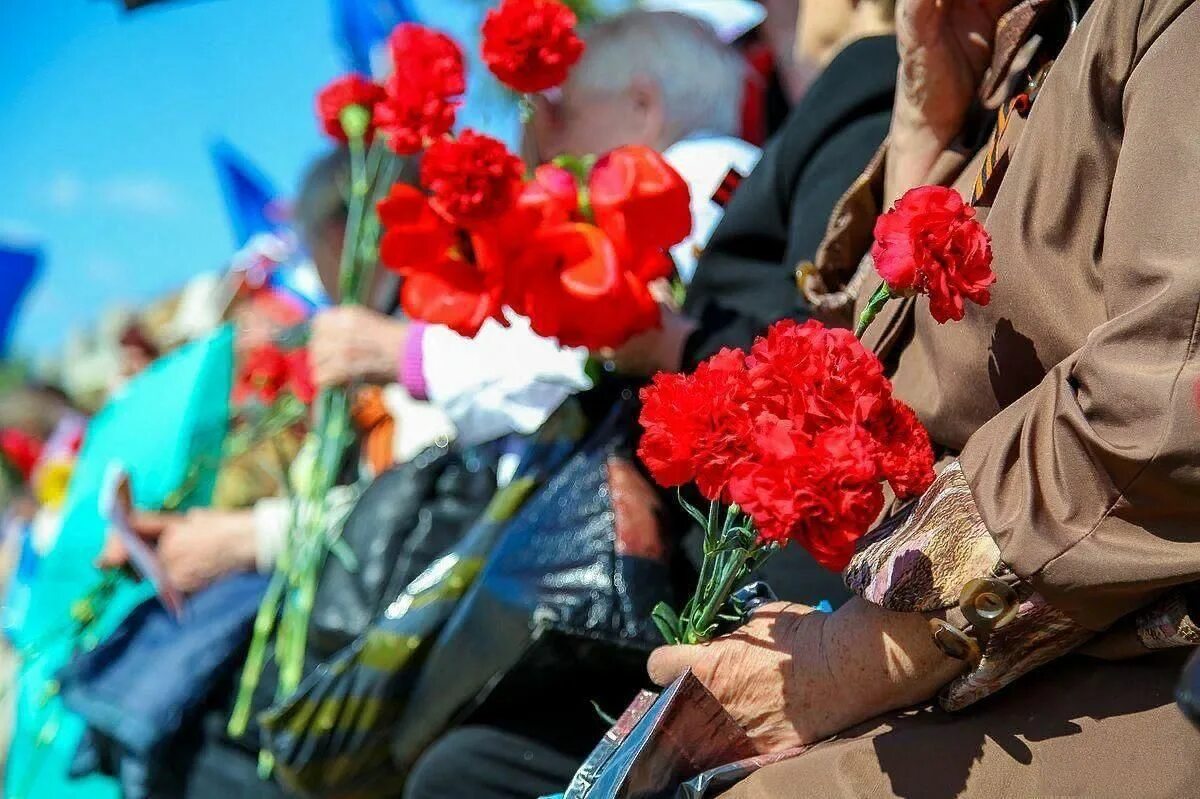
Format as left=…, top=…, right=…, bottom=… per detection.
left=235, top=344, right=315, bottom=406
left=482, top=0, right=585, bottom=94
left=315, top=73, right=385, bottom=142
left=375, top=24, right=467, bottom=155
left=420, top=130, right=525, bottom=228
left=0, top=429, right=43, bottom=482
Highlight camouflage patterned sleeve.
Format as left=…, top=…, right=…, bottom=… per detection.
left=844, top=462, right=1095, bottom=711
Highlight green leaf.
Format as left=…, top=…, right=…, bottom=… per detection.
left=652, top=601, right=682, bottom=645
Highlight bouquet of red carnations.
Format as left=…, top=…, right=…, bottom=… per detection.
left=639, top=319, right=936, bottom=644
left=641, top=182, right=996, bottom=645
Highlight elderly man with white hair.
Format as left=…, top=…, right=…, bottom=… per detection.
left=308, top=9, right=761, bottom=450
left=532, top=9, right=762, bottom=283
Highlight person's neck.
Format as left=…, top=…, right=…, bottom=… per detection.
left=813, top=12, right=894, bottom=68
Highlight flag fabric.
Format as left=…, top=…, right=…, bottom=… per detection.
left=210, top=140, right=285, bottom=248
left=7, top=327, right=234, bottom=799
left=331, top=0, right=417, bottom=75
left=0, top=246, right=41, bottom=357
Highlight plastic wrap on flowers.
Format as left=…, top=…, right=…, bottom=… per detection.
left=256, top=403, right=587, bottom=797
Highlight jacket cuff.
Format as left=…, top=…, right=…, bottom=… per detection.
left=845, top=462, right=1093, bottom=711
left=1136, top=591, right=1200, bottom=650
left=401, top=322, right=429, bottom=401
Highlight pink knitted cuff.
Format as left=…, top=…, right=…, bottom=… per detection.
left=400, top=322, right=429, bottom=401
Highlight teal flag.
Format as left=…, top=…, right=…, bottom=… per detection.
left=7, top=326, right=234, bottom=799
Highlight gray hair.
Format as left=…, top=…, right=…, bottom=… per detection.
left=570, top=10, right=746, bottom=140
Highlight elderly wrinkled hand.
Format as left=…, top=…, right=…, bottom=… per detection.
left=97, top=508, right=258, bottom=594
left=310, top=305, right=408, bottom=388
left=648, top=599, right=964, bottom=754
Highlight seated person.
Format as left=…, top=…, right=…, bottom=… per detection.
left=649, top=0, right=1200, bottom=796
left=401, top=2, right=905, bottom=797
left=308, top=9, right=761, bottom=447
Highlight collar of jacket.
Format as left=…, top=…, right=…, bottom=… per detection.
left=980, top=0, right=1059, bottom=107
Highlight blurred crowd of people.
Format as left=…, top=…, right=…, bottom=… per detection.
left=2, top=0, right=1200, bottom=797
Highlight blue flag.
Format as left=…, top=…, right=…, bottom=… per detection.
left=331, top=0, right=416, bottom=74
left=0, top=245, right=41, bottom=357
left=210, top=140, right=283, bottom=248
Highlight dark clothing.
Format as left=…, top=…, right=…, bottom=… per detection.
left=682, top=35, right=899, bottom=609
left=682, top=35, right=898, bottom=370
left=404, top=727, right=580, bottom=799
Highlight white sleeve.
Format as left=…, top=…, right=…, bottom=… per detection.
left=421, top=313, right=591, bottom=447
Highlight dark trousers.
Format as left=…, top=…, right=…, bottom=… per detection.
left=404, top=726, right=579, bottom=799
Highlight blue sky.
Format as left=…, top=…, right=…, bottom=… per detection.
left=0, top=0, right=344, bottom=355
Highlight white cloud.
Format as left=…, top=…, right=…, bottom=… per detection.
left=98, top=175, right=183, bottom=215
left=45, top=172, right=84, bottom=210
left=35, top=172, right=184, bottom=217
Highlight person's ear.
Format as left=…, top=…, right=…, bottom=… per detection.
left=628, top=75, right=667, bottom=147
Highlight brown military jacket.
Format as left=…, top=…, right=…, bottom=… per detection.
left=810, top=0, right=1200, bottom=639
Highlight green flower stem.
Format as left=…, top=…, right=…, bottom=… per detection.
left=227, top=569, right=286, bottom=737
left=854, top=282, right=894, bottom=339
left=655, top=502, right=771, bottom=645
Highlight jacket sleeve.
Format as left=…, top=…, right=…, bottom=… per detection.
left=682, top=113, right=891, bottom=368
left=958, top=3, right=1200, bottom=631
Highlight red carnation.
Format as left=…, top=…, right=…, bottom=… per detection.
left=515, top=222, right=661, bottom=351
left=871, top=185, right=995, bottom=324
left=870, top=400, right=936, bottom=499
left=236, top=344, right=291, bottom=405
left=420, top=130, right=525, bottom=227
left=377, top=184, right=506, bottom=337
left=589, top=145, right=692, bottom=281
left=388, top=23, right=467, bottom=97
left=375, top=24, right=466, bottom=155
left=315, top=73, right=385, bottom=142
left=377, top=184, right=457, bottom=272
left=481, top=0, right=585, bottom=94
left=0, top=428, right=43, bottom=482
left=638, top=348, right=753, bottom=501
left=235, top=344, right=315, bottom=406
left=285, top=349, right=317, bottom=405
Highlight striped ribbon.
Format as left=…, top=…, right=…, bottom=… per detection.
left=971, top=92, right=1032, bottom=205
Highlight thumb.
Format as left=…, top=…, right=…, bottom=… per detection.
left=128, top=511, right=174, bottom=541
left=647, top=644, right=707, bottom=687
left=95, top=533, right=130, bottom=570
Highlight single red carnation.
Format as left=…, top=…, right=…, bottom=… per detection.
left=589, top=145, right=692, bottom=281
left=376, top=24, right=466, bottom=155
left=377, top=184, right=457, bottom=274
left=315, top=73, right=385, bottom=142
left=0, top=428, right=43, bottom=482
left=388, top=23, right=467, bottom=97
left=377, top=184, right=506, bottom=338
left=515, top=222, right=661, bottom=350
left=235, top=344, right=292, bottom=405
left=420, top=130, right=525, bottom=227
left=871, top=185, right=995, bottom=324
left=481, top=0, right=585, bottom=94
left=285, top=349, right=317, bottom=405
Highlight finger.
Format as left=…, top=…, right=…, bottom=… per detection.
left=95, top=534, right=129, bottom=569
left=647, top=644, right=707, bottom=687
left=128, top=511, right=174, bottom=540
